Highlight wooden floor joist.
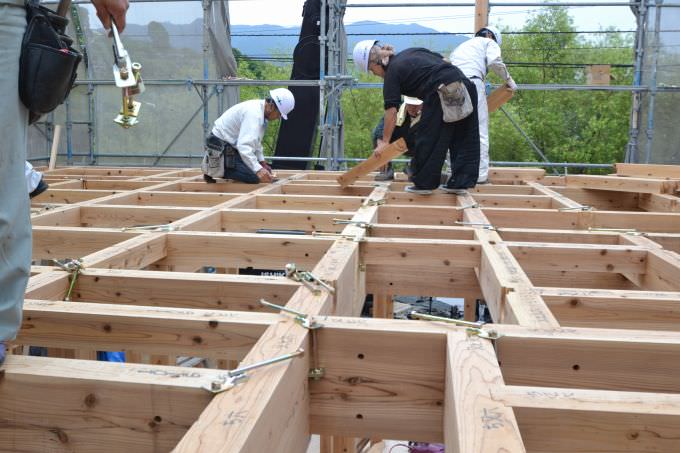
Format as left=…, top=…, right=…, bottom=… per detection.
left=4, top=163, right=680, bottom=452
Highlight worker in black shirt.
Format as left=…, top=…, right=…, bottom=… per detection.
left=372, top=96, right=423, bottom=181
left=353, top=41, right=480, bottom=194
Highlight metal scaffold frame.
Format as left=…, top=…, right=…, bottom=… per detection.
left=37, top=0, right=680, bottom=169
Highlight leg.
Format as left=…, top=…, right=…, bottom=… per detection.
left=224, top=152, right=260, bottom=184
left=447, top=79, right=481, bottom=189
left=0, top=3, right=31, bottom=346
left=473, top=78, right=490, bottom=183
left=411, top=90, right=453, bottom=190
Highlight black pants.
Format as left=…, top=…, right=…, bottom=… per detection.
left=410, top=79, right=480, bottom=190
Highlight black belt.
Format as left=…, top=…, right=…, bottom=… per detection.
left=469, top=76, right=483, bottom=80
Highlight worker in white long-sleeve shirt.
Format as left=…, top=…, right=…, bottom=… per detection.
left=201, top=88, right=295, bottom=184
left=25, top=161, right=48, bottom=198
left=450, top=26, right=517, bottom=184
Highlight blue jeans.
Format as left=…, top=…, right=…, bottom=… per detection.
left=225, top=151, right=260, bottom=184
left=0, top=1, right=31, bottom=342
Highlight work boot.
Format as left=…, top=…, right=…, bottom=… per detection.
left=203, top=174, right=216, bottom=184
left=405, top=185, right=433, bottom=195
left=439, top=185, right=468, bottom=195
left=374, top=165, right=394, bottom=181
left=29, top=178, right=49, bottom=199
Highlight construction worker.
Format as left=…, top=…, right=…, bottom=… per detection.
left=372, top=96, right=423, bottom=181
left=202, top=88, right=295, bottom=184
left=0, top=0, right=128, bottom=366
left=26, top=161, right=49, bottom=198
left=450, top=26, right=517, bottom=184
left=353, top=41, right=480, bottom=195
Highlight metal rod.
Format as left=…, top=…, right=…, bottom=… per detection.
left=644, top=0, right=663, bottom=163
left=227, top=349, right=305, bottom=378
left=260, top=299, right=308, bottom=319
left=410, top=311, right=484, bottom=328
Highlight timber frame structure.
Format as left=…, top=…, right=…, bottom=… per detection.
left=4, top=162, right=680, bottom=452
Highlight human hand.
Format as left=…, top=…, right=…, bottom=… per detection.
left=257, top=168, right=274, bottom=183
left=373, top=141, right=388, bottom=158
left=91, top=0, right=129, bottom=32
left=506, top=77, right=518, bottom=91
left=259, top=160, right=272, bottom=173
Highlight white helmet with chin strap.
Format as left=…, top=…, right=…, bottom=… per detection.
left=353, top=39, right=378, bottom=72
left=269, top=88, right=295, bottom=120
left=478, top=25, right=502, bottom=46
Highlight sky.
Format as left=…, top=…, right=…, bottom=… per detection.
left=84, top=0, right=637, bottom=34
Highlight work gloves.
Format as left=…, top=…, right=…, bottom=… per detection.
left=507, top=77, right=518, bottom=91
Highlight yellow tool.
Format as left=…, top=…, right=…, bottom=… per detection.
left=111, top=18, right=144, bottom=128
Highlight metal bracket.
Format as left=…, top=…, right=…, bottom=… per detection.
left=308, top=367, right=325, bottom=380
left=52, top=258, right=84, bottom=301
left=455, top=221, right=496, bottom=231
left=121, top=223, right=176, bottom=232
left=466, top=327, right=503, bottom=341
left=285, top=263, right=335, bottom=295
left=204, top=349, right=305, bottom=394
left=456, top=202, right=480, bottom=210
left=410, top=311, right=485, bottom=329
left=366, top=199, right=386, bottom=206
left=260, top=299, right=322, bottom=330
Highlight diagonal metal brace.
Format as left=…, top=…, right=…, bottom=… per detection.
left=466, top=327, right=503, bottom=341
left=52, top=258, right=84, bottom=301
left=410, top=311, right=484, bottom=329
left=121, top=223, right=176, bottom=232
left=456, top=221, right=496, bottom=231
left=260, top=299, right=321, bottom=330
left=456, top=202, right=480, bottom=210
left=558, top=205, right=593, bottom=211
left=204, top=348, right=305, bottom=394
left=333, top=218, right=372, bottom=229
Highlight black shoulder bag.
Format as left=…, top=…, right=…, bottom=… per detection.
left=19, top=0, right=82, bottom=124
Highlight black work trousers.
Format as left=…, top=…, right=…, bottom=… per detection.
left=410, top=79, right=480, bottom=190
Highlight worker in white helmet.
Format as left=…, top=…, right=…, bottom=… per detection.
left=450, top=26, right=517, bottom=184
left=353, top=40, right=480, bottom=195
left=202, top=88, right=295, bottom=184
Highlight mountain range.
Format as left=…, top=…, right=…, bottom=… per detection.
left=121, top=20, right=468, bottom=58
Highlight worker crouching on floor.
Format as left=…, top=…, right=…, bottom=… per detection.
left=202, top=88, right=295, bottom=184
left=372, top=96, right=423, bottom=181
left=354, top=41, right=480, bottom=195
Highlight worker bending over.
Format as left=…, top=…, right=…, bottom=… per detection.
left=450, top=26, right=517, bottom=184
left=25, top=162, right=48, bottom=198
left=354, top=41, right=480, bottom=195
left=202, top=88, right=295, bottom=184
left=372, top=96, right=423, bottom=181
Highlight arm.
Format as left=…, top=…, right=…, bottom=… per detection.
left=486, top=41, right=517, bottom=90
left=374, top=107, right=397, bottom=157
left=91, top=0, right=129, bottom=32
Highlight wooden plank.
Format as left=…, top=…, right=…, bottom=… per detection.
left=337, top=138, right=407, bottom=187
left=361, top=238, right=481, bottom=269
left=486, top=85, right=514, bottom=113
left=32, top=227, right=138, bottom=261
left=616, top=163, right=680, bottom=179
left=444, top=332, right=525, bottom=452
left=18, top=300, right=275, bottom=360
left=256, top=194, right=365, bottom=212
left=566, top=174, right=677, bottom=194
left=0, top=355, right=217, bottom=452
left=638, top=193, right=680, bottom=212
left=48, top=125, right=61, bottom=170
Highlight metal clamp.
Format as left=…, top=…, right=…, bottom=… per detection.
left=52, top=258, right=84, bottom=301
left=333, top=218, right=372, bottom=229
left=410, top=311, right=484, bottom=329
left=260, top=299, right=321, bottom=330
left=285, top=263, right=335, bottom=295
left=455, top=221, right=496, bottom=231
left=204, top=349, right=305, bottom=394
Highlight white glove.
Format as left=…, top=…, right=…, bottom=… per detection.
left=506, top=77, right=518, bottom=91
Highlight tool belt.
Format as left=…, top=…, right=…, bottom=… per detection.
left=201, top=133, right=238, bottom=178
left=437, top=80, right=473, bottom=123
left=19, top=0, right=82, bottom=124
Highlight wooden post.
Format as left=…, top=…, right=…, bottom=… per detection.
left=474, top=0, right=489, bottom=33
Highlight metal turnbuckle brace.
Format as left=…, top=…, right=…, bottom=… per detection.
left=410, top=311, right=485, bottom=329
left=332, top=218, right=373, bottom=229
left=204, top=349, right=305, bottom=394
left=558, top=205, right=593, bottom=211
left=285, top=263, right=335, bottom=295
left=111, top=17, right=144, bottom=128
left=455, top=221, right=496, bottom=231
left=260, top=299, right=321, bottom=330
left=52, top=258, right=84, bottom=301
left=121, top=223, right=176, bottom=232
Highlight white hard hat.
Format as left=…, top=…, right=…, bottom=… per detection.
left=269, top=88, right=295, bottom=120
left=403, top=96, right=423, bottom=106
left=481, top=25, right=502, bottom=46
left=353, top=39, right=378, bottom=72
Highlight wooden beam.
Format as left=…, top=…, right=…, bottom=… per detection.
left=616, top=163, right=680, bottom=179
left=337, top=138, right=407, bottom=187
left=566, top=174, right=678, bottom=194
left=444, top=332, right=525, bottom=452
